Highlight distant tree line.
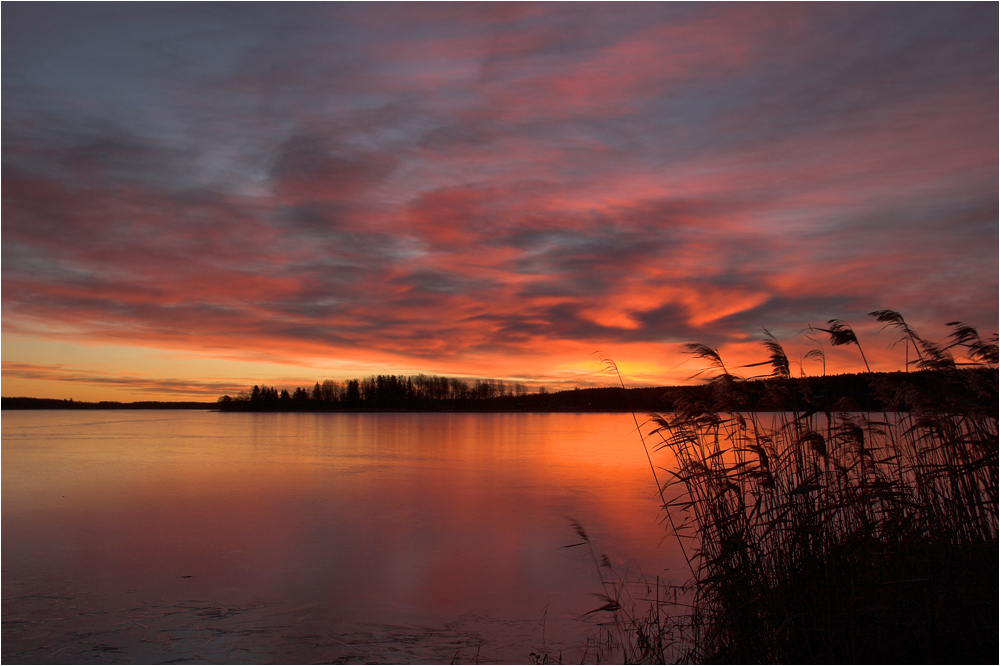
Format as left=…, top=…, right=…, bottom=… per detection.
left=1, top=397, right=214, bottom=410
left=214, top=368, right=996, bottom=413
left=217, top=374, right=533, bottom=411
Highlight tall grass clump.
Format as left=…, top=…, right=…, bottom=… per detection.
left=611, top=313, right=997, bottom=663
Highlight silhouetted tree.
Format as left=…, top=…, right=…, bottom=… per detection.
left=320, top=379, right=338, bottom=403
left=345, top=379, right=360, bottom=407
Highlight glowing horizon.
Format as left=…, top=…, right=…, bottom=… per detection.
left=3, top=3, right=997, bottom=402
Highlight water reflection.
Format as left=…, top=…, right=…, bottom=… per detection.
left=3, top=411, right=682, bottom=662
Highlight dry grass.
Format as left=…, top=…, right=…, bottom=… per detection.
left=592, top=313, right=998, bottom=663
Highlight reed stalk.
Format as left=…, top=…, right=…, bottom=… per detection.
left=593, top=314, right=997, bottom=663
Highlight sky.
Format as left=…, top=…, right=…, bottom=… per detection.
left=3, top=2, right=998, bottom=402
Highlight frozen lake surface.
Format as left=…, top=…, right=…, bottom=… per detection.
left=2, top=411, right=683, bottom=663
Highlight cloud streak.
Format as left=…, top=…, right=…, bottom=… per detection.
left=2, top=362, right=248, bottom=399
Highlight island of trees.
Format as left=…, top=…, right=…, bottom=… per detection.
left=218, top=374, right=556, bottom=412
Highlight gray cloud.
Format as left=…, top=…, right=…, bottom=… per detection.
left=2, top=3, right=996, bottom=383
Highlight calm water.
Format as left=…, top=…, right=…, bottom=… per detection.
left=2, top=411, right=683, bottom=663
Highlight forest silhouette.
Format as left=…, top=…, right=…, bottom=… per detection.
left=210, top=368, right=994, bottom=415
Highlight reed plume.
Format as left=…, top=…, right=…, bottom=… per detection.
left=598, top=313, right=998, bottom=663
left=870, top=308, right=924, bottom=369
left=812, top=318, right=871, bottom=372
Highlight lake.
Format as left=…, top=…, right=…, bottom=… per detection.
left=2, top=411, right=685, bottom=663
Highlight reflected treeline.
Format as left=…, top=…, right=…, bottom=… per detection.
left=217, top=374, right=536, bottom=411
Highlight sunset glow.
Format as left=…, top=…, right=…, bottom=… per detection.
left=3, top=3, right=997, bottom=401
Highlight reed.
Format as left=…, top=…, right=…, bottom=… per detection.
left=595, top=312, right=998, bottom=663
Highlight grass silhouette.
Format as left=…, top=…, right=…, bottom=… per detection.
left=585, top=312, right=997, bottom=663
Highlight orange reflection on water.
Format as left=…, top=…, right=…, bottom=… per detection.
left=3, top=411, right=683, bottom=660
